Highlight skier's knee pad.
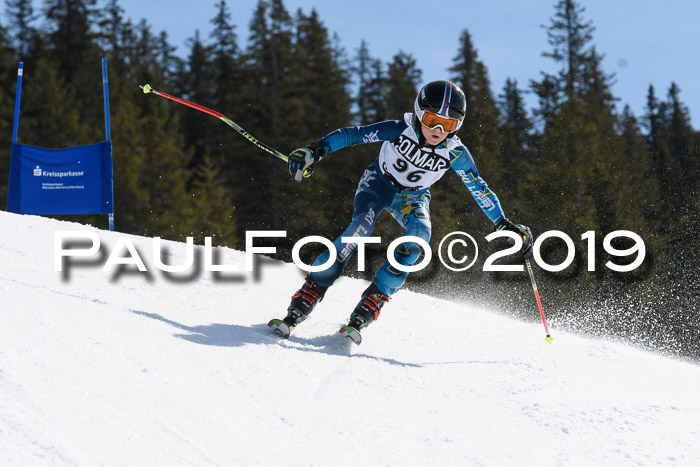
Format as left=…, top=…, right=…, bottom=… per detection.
left=406, top=223, right=431, bottom=243
left=374, top=223, right=431, bottom=296
left=393, top=238, right=426, bottom=266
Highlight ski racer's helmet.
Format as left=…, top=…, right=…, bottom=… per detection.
left=414, top=80, right=466, bottom=133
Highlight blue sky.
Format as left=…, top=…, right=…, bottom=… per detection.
left=116, top=0, right=699, bottom=128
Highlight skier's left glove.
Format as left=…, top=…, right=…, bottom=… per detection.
left=288, top=143, right=325, bottom=182
left=495, top=218, right=533, bottom=258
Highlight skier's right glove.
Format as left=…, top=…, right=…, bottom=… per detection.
left=495, top=218, right=533, bottom=258
left=288, top=143, right=325, bottom=182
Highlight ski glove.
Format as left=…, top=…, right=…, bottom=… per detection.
left=288, top=143, right=325, bottom=182
left=495, top=218, right=533, bottom=258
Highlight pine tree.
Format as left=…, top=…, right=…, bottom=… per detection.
left=188, top=153, right=237, bottom=246
left=43, top=0, right=103, bottom=138
left=208, top=0, right=240, bottom=121
left=542, top=0, right=594, bottom=98
left=367, top=57, right=387, bottom=122
left=384, top=51, right=422, bottom=118
left=530, top=72, right=560, bottom=129
left=530, top=0, right=597, bottom=130
left=581, top=47, right=617, bottom=116
left=524, top=1, right=597, bottom=233
left=498, top=79, right=533, bottom=207
left=110, top=97, right=194, bottom=241
left=448, top=29, right=501, bottom=181
left=643, top=85, right=673, bottom=222
left=96, top=0, right=122, bottom=54
left=156, top=31, right=180, bottom=88
left=179, top=29, right=216, bottom=177
left=291, top=7, right=351, bottom=138
left=43, top=0, right=99, bottom=75
left=644, top=83, right=700, bottom=254
left=129, top=19, right=169, bottom=92
left=522, top=98, right=597, bottom=232
left=248, top=0, right=295, bottom=147
left=353, top=40, right=385, bottom=125
left=619, top=106, right=660, bottom=232
left=95, top=1, right=135, bottom=116
left=4, top=0, right=38, bottom=58
left=21, top=57, right=84, bottom=148
left=667, top=83, right=697, bottom=209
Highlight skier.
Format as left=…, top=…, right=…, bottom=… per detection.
left=270, top=80, right=533, bottom=343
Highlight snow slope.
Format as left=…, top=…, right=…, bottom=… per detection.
left=1, top=210, right=699, bottom=466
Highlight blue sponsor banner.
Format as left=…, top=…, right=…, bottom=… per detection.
left=7, top=142, right=113, bottom=215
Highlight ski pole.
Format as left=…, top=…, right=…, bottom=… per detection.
left=525, top=258, right=553, bottom=342
left=140, top=84, right=311, bottom=177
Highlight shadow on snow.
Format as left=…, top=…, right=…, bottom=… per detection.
left=128, top=308, right=422, bottom=367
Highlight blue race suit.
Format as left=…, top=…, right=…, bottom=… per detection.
left=308, top=113, right=505, bottom=296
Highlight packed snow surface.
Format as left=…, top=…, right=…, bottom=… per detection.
left=1, top=211, right=699, bottom=466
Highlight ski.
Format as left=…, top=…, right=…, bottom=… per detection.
left=268, top=319, right=293, bottom=339
left=268, top=318, right=364, bottom=345
left=339, top=325, right=362, bottom=345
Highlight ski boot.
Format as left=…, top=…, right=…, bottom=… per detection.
left=340, top=281, right=391, bottom=345
left=269, top=275, right=329, bottom=338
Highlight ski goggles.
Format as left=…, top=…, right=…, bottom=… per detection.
left=417, top=109, right=462, bottom=133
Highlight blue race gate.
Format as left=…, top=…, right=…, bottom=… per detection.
left=6, top=59, right=115, bottom=231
